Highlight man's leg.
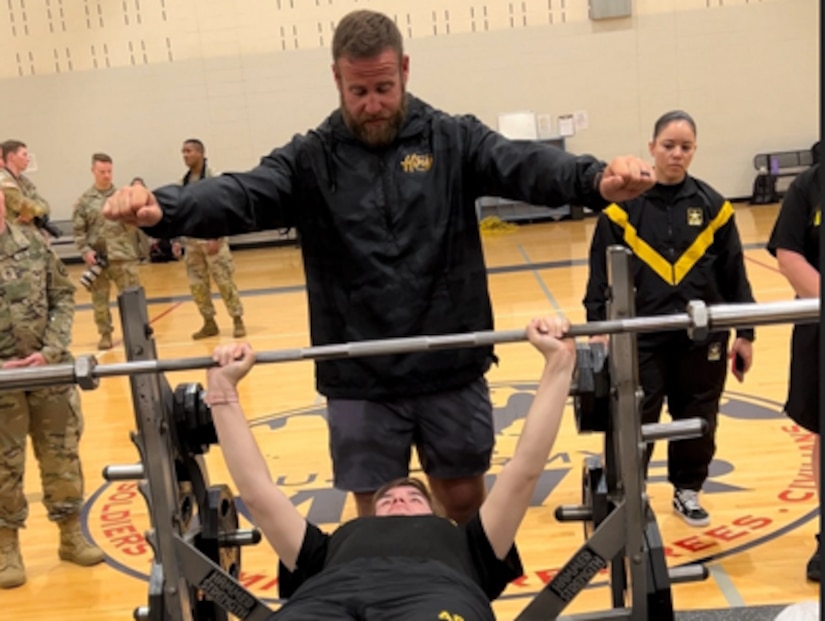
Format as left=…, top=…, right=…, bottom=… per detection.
left=427, top=475, right=486, bottom=525
left=810, top=434, right=821, bottom=580
left=185, top=243, right=218, bottom=339
left=110, top=261, right=141, bottom=292
left=786, top=324, right=821, bottom=580
left=90, top=270, right=113, bottom=349
left=206, top=244, right=245, bottom=337
left=0, top=391, right=31, bottom=588
left=326, top=398, right=415, bottom=517
left=416, top=377, right=493, bottom=524
left=28, top=387, right=103, bottom=566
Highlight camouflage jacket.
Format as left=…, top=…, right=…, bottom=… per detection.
left=0, top=223, right=75, bottom=364
left=72, top=184, right=141, bottom=261
left=0, top=168, right=51, bottom=222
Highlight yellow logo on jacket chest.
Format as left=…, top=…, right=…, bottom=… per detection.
left=401, top=153, right=433, bottom=173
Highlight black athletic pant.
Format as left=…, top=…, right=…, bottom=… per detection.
left=638, top=331, right=728, bottom=491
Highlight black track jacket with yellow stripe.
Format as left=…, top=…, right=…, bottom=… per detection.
left=583, top=175, right=755, bottom=343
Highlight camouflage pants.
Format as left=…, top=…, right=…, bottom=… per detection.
left=184, top=240, right=243, bottom=320
left=90, top=261, right=141, bottom=336
left=0, top=386, right=85, bottom=528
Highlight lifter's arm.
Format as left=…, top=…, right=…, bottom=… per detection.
left=479, top=317, right=576, bottom=559
left=207, top=343, right=307, bottom=570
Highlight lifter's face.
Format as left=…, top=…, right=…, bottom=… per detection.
left=334, top=48, right=409, bottom=148
left=373, top=485, right=434, bottom=517
left=649, top=120, right=696, bottom=185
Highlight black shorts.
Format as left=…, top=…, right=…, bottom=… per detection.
left=326, top=377, right=494, bottom=493
left=786, top=323, right=820, bottom=433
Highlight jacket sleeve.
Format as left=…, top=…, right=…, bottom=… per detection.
left=145, top=136, right=304, bottom=239
left=1, top=187, right=43, bottom=221
left=41, top=247, right=76, bottom=363
left=71, top=199, right=93, bottom=256
left=583, top=214, right=622, bottom=322
left=715, top=213, right=756, bottom=341
left=461, top=115, right=608, bottom=211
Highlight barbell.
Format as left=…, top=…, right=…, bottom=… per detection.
left=0, top=298, right=817, bottom=392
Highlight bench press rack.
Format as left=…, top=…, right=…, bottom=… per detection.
left=0, top=247, right=818, bottom=621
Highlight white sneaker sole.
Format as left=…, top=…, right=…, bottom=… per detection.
left=673, top=505, right=710, bottom=527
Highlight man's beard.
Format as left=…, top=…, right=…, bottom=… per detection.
left=341, top=91, right=408, bottom=148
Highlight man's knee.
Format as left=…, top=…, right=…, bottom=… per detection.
left=428, top=475, right=485, bottom=523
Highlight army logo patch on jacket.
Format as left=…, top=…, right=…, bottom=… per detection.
left=687, top=208, right=704, bottom=226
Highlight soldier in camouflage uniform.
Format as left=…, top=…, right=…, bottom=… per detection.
left=0, top=190, right=104, bottom=589
left=180, top=139, right=246, bottom=339
left=0, top=140, right=51, bottom=228
left=72, top=153, right=143, bottom=350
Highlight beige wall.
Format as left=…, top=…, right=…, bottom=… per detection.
left=0, top=0, right=818, bottom=219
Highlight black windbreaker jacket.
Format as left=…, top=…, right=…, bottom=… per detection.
left=150, top=95, right=608, bottom=398
left=583, top=175, right=756, bottom=345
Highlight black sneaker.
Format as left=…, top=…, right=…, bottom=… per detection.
left=673, top=488, right=710, bottom=527
left=806, top=535, right=820, bottom=582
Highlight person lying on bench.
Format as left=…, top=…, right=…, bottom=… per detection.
left=206, top=315, right=576, bottom=620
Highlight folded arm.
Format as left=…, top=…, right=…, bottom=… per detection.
left=776, top=248, right=820, bottom=299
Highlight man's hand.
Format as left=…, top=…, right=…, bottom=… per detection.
left=599, top=155, right=656, bottom=203
left=83, top=250, right=98, bottom=266
left=103, top=185, right=163, bottom=227
left=205, top=240, right=221, bottom=255
left=2, top=353, right=47, bottom=368
left=729, top=337, right=753, bottom=383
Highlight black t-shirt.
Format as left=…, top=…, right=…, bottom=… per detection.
left=278, top=513, right=523, bottom=601
left=767, top=163, right=820, bottom=269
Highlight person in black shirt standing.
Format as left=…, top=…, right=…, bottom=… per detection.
left=205, top=315, right=576, bottom=619
left=584, top=110, right=756, bottom=528
left=766, top=147, right=820, bottom=582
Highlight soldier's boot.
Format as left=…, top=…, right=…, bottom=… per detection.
left=97, top=333, right=113, bottom=350
left=232, top=316, right=247, bottom=338
left=191, top=318, right=219, bottom=340
left=57, top=516, right=105, bottom=567
left=0, top=528, right=26, bottom=589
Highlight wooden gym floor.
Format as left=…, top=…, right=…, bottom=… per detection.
left=3, top=202, right=819, bottom=620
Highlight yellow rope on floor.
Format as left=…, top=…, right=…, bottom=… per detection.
left=479, top=215, right=519, bottom=236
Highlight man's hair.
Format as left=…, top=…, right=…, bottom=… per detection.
left=652, top=110, right=697, bottom=140
left=332, top=10, right=403, bottom=63
left=92, top=152, right=113, bottom=165
left=811, top=141, right=820, bottom=165
left=130, top=176, right=146, bottom=186
left=1, top=140, right=26, bottom=158
left=371, top=477, right=445, bottom=517
left=183, top=139, right=205, bottom=153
